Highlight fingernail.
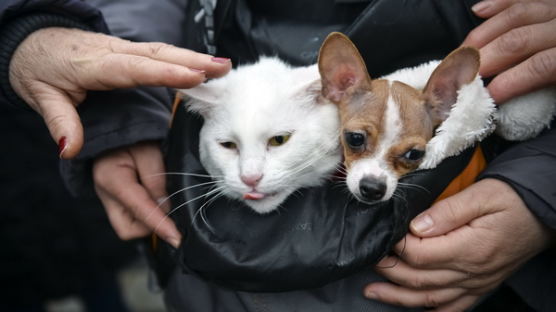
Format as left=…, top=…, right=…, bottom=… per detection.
left=472, top=1, right=492, bottom=14
left=211, top=57, right=231, bottom=64
left=365, top=290, right=378, bottom=299
left=167, top=236, right=181, bottom=248
left=190, top=68, right=206, bottom=74
left=411, top=214, right=434, bottom=234
left=58, top=136, right=68, bottom=159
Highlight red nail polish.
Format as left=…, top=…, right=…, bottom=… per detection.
left=211, top=57, right=231, bottom=64
left=58, top=136, right=67, bottom=158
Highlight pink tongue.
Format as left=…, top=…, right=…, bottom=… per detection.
left=243, top=192, right=265, bottom=200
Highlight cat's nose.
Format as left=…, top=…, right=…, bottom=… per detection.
left=241, top=173, right=263, bottom=187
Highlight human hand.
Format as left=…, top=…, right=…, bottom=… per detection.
left=364, top=179, right=554, bottom=311
left=462, top=0, right=556, bottom=104
left=9, top=27, right=232, bottom=159
left=93, top=141, right=181, bottom=247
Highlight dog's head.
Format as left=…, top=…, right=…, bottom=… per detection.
left=318, top=32, right=479, bottom=202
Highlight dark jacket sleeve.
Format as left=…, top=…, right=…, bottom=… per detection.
left=60, top=0, right=190, bottom=197
left=0, top=0, right=109, bottom=107
left=0, top=0, right=107, bottom=30
left=1, top=0, right=189, bottom=197
left=480, top=125, right=556, bottom=229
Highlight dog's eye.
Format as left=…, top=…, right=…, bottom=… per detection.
left=402, top=149, right=425, bottom=161
left=220, top=141, right=237, bottom=149
left=345, top=132, right=366, bottom=149
left=268, top=134, right=291, bottom=147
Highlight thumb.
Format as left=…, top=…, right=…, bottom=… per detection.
left=35, top=90, right=84, bottom=159
left=409, top=182, right=487, bottom=237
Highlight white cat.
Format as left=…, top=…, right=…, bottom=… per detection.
left=179, top=57, right=341, bottom=214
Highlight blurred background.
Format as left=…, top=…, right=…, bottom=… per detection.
left=47, top=259, right=165, bottom=312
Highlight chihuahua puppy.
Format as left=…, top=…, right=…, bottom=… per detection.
left=318, top=32, right=480, bottom=203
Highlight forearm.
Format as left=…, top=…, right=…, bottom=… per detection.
left=0, top=0, right=108, bottom=108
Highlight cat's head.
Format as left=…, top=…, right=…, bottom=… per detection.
left=178, top=57, right=341, bottom=214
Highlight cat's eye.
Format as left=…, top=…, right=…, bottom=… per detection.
left=268, top=134, right=291, bottom=147
left=345, top=131, right=366, bottom=149
left=220, top=141, right=237, bottom=149
left=402, top=148, right=425, bottom=161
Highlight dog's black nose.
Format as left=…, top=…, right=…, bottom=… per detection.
left=359, top=178, right=386, bottom=201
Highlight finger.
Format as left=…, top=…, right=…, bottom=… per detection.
left=464, top=1, right=554, bottom=48
left=89, top=53, right=208, bottom=89
left=30, top=82, right=84, bottom=159
left=363, top=282, right=466, bottom=308
left=409, top=181, right=492, bottom=237
left=130, top=142, right=170, bottom=211
left=110, top=39, right=232, bottom=78
left=471, top=0, right=545, bottom=19
left=392, top=234, right=471, bottom=269
left=487, top=47, right=556, bottom=103
left=432, top=295, right=481, bottom=312
left=96, top=187, right=152, bottom=239
left=375, top=256, right=469, bottom=289
left=116, top=180, right=181, bottom=247
left=479, top=19, right=556, bottom=78
left=94, top=153, right=182, bottom=247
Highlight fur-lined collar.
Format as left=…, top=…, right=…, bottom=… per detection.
left=383, top=61, right=556, bottom=169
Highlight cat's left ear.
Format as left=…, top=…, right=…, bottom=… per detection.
left=292, top=65, right=322, bottom=102
left=178, top=82, right=224, bottom=117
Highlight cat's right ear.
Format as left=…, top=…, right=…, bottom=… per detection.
left=177, top=84, right=223, bottom=117
left=318, top=32, right=372, bottom=104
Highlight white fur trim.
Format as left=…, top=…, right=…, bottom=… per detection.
left=495, top=87, right=556, bottom=141
left=420, top=78, right=495, bottom=169
left=383, top=61, right=556, bottom=169
left=383, top=61, right=495, bottom=169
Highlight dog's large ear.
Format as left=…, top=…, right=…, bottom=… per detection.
left=318, top=32, right=372, bottom=103
left=423, top=47, right=480, bottom=126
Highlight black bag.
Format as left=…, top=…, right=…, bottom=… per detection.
left=152, top=0, right=483, bottom=293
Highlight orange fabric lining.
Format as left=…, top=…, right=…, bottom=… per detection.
left=434, top=146, right=486, bottom=202
left=169, top=92, right=183, bottom=128
left=151, top=233, right=159, bottom=251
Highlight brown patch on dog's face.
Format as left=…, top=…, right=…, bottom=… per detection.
left=338, top=80, right=433, bottom=178
left=387, top=81, right=433, bottom=175
left=338, top=79, right=389, bottom=169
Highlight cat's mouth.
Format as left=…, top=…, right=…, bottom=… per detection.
left=243, top=191, right=279, bottom=201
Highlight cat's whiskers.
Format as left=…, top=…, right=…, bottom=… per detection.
left=144, top=179, right=224, bottom=224
left=192, top=189, right=226, bottom=231
left=159, top=180, right=222, bottom=206
left=147, top=171, right=225, bottom=179
left=153, top=185, right=225, bottom=234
